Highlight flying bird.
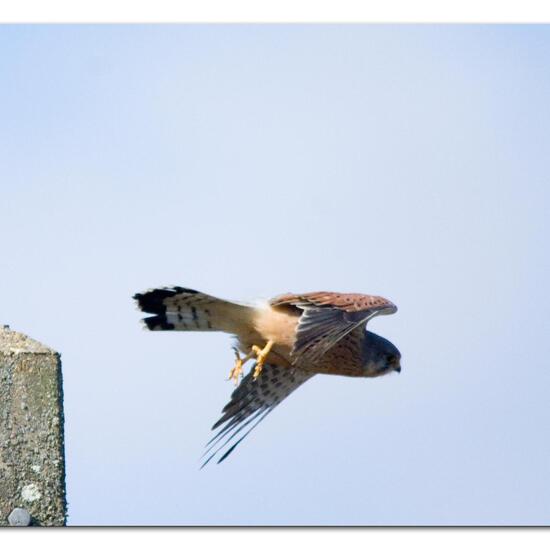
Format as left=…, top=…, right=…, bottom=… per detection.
left=133, top=287, right=401, bottom=466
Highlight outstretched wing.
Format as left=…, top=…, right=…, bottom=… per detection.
left=202, top=363, right=314, bottom=467
left=271, top=291, right=397, bottom=367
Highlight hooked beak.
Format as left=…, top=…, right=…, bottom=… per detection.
left=394, top=361, right=401, bottom=374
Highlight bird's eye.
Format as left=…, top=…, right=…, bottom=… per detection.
left=386, top=354, right=396, bottom=364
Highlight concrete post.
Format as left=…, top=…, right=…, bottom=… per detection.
left=0, top=327, right=66, bottom=526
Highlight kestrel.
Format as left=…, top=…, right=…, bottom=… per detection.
left=134, top=287, right=401, bottom=466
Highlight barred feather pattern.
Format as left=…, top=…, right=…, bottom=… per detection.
left=201, top=363, right=314, bottom=467
left=134, top=287, right=251, bottom=333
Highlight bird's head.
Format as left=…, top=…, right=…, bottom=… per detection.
left=362, top=330, right=401, bottom=377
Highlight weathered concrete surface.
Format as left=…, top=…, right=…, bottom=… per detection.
left=0, top=327, right=66, bottom=526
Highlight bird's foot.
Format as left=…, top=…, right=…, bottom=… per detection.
left=251, top=340, right=274, bottom=381
left=228, top=341, right=275, bottom=384
left=228, top=347, right=253, bottom=386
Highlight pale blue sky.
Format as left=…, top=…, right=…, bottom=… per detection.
left=1, top=25, right=549, bottom=525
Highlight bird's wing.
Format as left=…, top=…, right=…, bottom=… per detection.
left=201, top=363, right=314, bottom=467
left=271, top=292, right=397, bottom=367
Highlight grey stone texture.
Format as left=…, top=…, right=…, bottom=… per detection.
left=0, top=327, right=66, bottom=526
left=8, top=507, right=32, bottom=526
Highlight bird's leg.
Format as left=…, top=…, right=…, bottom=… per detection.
left=228, top=347, right=255, bottom=386
left=252, top=340, right=275, bottom=381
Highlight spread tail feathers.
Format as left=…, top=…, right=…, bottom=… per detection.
left=133, top=287, right=254, bottom=334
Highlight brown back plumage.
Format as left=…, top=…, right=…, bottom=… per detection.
left=270, top=291, right=397, bottom=367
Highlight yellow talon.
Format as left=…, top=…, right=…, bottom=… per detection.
left=252, top=340, right=274, bottom=381
left=228, top=362, right=243, bottom=386
left=252, top=363, right=263, bottom=380
left=228, top=348, right=252, bottom=386
left=228, top=341, right=274, bottom=384
left=228, top=348, right=244, bottom=386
